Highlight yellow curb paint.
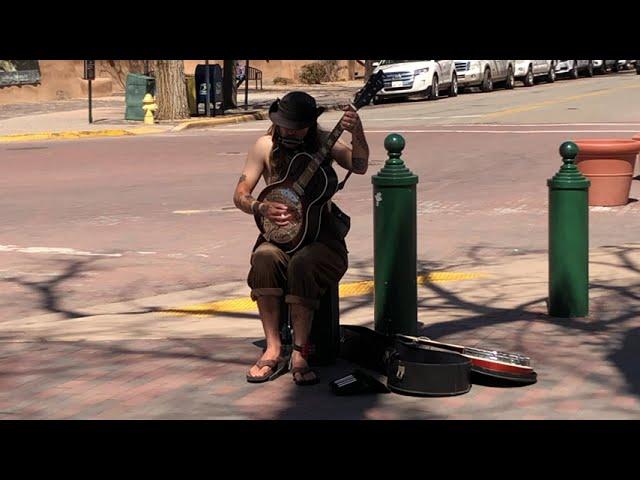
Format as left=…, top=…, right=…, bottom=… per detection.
left=163, top=271, right=488, bottom=317
left=0, top=129, right=135, bottom=143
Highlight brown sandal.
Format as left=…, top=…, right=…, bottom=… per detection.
left=246, top=356, right=288, bottom=383
left=291, top=344, right=319, bottom=386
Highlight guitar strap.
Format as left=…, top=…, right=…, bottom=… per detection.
left=337, top=170, right=352, bottom=191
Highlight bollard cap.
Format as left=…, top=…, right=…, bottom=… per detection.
left=372, top=134, right=419, bottom=187
left=547, top=141, right=590, bottom=189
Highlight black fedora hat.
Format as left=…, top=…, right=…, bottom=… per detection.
left=269, top=91, right=325, bottom=130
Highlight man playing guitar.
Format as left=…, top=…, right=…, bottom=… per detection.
left=233, top=91, right=370, bottom=386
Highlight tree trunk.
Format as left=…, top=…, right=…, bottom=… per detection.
left=364, top=60, right=375, bottom=81
left=155, top=60, right=189, bottom=120
left=222, top=59, right=238, bottom=110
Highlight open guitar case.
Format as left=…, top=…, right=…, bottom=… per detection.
left=338, top=325, right=536, bottom=397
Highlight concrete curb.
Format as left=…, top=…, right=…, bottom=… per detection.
left=171, top=103, right=350, bottom=132
left=171, top=110, right=270, bottom=132
left=0, top=103, right=351, bottom=142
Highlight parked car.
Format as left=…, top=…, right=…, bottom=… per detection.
left=555, top=60, right=594, bottom=78
left=453, top=60, right=516, bottom=92
left=515, top=60, right=556, bottom=86
left=615, top=60, right=636, bottom=71
left=371, top=60, right=458, bottom=104
left=636, top=60, right=640, bottom=74
left=593, top=60, right=618, bottom=74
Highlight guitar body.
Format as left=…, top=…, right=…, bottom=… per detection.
left=255, top=151, right=338, bottom=254
left=397, top=334, right=537, bottom=384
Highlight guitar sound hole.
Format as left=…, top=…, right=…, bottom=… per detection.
left=263, top=188, right=303, bottom=243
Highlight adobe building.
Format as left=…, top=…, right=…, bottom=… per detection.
left=0, top=60, right=365, bottom=105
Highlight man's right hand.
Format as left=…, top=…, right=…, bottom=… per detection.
left=259, top=201, right=292, bottom=226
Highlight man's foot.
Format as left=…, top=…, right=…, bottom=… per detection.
left=291, top=349, right=319, bottom=386
left=246, top=347, right=287, bottom=383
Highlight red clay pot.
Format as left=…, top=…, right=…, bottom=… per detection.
left=633, top=133, right=640, bottom=177
left=574, top=139, right=640, bottom=206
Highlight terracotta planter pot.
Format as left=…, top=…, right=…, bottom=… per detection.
left=574, top=139, right=640, bottom=206
left=633, top=133, right=640, bottom=177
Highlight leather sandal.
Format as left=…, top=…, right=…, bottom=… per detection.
left=291, top=343, right=319, bottom=386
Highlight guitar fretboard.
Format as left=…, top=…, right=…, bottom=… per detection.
left=295, top=113, right=349, bottom=191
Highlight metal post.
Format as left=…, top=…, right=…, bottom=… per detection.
left=547, top=141, right=590, bottom=317
left=205, top=59, right=211, bottom=117
left=244, top=60, right=249, bottom=110
left=372, top=134, right=419, bottom=336
left=88, top=79, right=93, bottom=124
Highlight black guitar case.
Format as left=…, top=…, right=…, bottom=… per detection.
left=386, top=337, right=471, bottom=397
left=339, top=325, right=472, bottom=397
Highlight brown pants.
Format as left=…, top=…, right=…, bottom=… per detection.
left=248, top=241, right=348, bottom=310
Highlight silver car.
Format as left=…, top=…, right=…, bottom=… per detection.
left=555, top=60, right=594, bottom=78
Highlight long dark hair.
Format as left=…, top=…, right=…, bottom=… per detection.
left=266, top=123, right=326, bottom=182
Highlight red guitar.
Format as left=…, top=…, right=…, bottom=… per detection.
left=395, top=334, right=536, bottom=384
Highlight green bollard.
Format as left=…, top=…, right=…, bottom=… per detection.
left=547, top=141, right=590, bottom=317
left=372, top=134, right=419, bottom=336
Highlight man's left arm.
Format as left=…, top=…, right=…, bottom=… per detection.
left=332, top=107, right=369, bottom=175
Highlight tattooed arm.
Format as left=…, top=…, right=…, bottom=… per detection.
left=233, top=136, right=269, bottom=215
left=332, top=107, right=369, bottom=174
left=233, top=136, right=293, bottom=225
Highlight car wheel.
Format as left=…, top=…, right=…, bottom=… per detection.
left=586, top=61, right=594, bottom=77
left=448, top=73, right=458, bottom=97
left=570, top=61, right=579, bottom=79
left=523, top=65, right=534, bottom=87
left=547, top=61, right=556, bottom=82
left=505, top=66, right=515, bottom=89
left=428, top=74, right=439, bottom=100
left=598, top=60, right=607, bottom=74
left=480, top=68, right=493, bottom=92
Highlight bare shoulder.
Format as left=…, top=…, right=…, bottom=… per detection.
left=253, top=134, right=273, bottom=155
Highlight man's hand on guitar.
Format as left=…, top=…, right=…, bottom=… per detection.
left=340, top=107, right=363, bottom=134
left=259, top=201, right=292, bottom=226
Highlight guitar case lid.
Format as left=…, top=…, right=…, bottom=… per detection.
left=386, top=337, right=472, bottom=397
left=339, top=325, right=391, bottom=374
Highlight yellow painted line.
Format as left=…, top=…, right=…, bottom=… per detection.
left=0, top=129, right=135, bottom=143
left=163, top=271, right=488, bottom=317
left=0, top=126, right=169, bottom=143
left=126, top=126, right=167, bottom=135
left=482, top=83, right=640, bottom=120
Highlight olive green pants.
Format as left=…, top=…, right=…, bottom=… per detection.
left=248, top=240, right=348, bottom=310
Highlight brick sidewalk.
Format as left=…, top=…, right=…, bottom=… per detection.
left=2, top=244, right=639, bottom=419
left=2, top=300, right=638, bottom=420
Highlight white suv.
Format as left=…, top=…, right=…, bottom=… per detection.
left=555, top=60, right=594, bottom=78
left=515, top=60, right=556, bottom=86
left=372, top=60, right=458, bottom=104
left=453, top=60, right=516, bottom=92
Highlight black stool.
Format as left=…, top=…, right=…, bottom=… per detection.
left=279, top=283, right=340, bottom=366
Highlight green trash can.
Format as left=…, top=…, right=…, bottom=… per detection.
left=185, top=74, right=197, bottom=116
left=125, top=73, right=155, bottom=121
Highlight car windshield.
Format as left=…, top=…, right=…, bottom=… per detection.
left=379, top=60, right=421, bottom=65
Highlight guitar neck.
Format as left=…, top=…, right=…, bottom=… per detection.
left=397, top=334, right=465, bottom=354
left=295, top=106, right=354, bottom=190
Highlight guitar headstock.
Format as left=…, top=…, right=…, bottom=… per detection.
left=352, top=70, right=384, bottom=110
